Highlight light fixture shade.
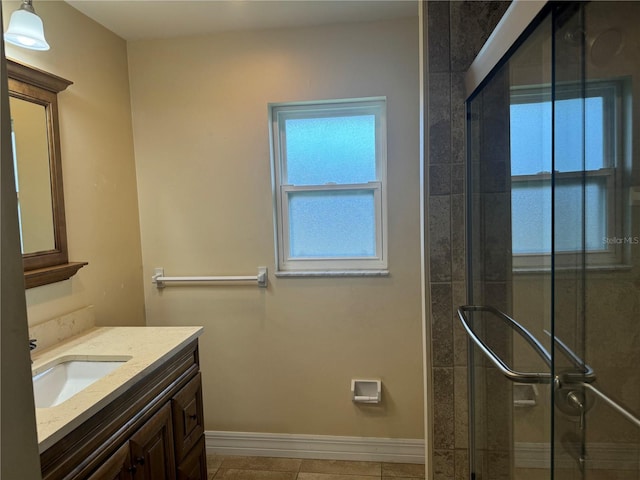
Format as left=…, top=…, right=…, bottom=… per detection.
left=4, top=7, right=50, bottom=51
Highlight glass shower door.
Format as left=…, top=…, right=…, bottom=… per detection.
left=464, top=11, right=554, bottom=479
left=551, top=3, right=640, bottom=480
left=462, top=2, right=640, bottom=480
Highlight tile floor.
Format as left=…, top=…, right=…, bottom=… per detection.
left=206, top=455, right=425, bottom=480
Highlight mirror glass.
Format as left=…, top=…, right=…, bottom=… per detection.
left=9, top=96, right=55, bottom=253
left=7, top=59, right=87, bottom=289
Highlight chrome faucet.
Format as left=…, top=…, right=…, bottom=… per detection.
left=29, top=338, right=37, bottom=363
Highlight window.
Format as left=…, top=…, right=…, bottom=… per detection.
left=269, top=98, right=388, bottom=275
left=510, top=81, right=625, bottom=269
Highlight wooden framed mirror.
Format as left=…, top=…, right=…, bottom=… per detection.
left=7, top=59, right=87, bottom=288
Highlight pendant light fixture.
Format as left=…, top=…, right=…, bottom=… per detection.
left=4, top=0, right=50, bottom=51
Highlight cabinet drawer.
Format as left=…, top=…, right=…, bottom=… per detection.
left=177, top=436, right=207, bottom=480
left=85, top=442, right=134, bottom=480
left=172, top=372, right=204, bottom=461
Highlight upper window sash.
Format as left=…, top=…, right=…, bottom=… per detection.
left=271, top=98, right=387, bottom=186
left=510, top=81, right=621, bottom=173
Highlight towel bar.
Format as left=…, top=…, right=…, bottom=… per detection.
left=152, top=266, right=268, bottom=288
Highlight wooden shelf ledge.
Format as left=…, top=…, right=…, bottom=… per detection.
left=25, top=262, right=88, bottom=289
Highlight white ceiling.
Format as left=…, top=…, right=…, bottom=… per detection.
left=65, top=0, right=418, bottom=41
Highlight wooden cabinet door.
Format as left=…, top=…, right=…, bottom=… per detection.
left=129, top=402, right=176, bottom=480
left=172, top=373, right=205, bottom=462
left=86, top=443, right=135, bottom=480
left=177, top=437, right=207, bottom=480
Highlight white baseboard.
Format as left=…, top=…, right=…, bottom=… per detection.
left=205, top=431, right=425, bottom=464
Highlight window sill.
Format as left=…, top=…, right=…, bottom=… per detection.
left=513, top=263, right=633, bottom=275
left=275, top=270, right=389, bottom=278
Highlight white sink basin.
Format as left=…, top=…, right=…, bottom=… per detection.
left=33, top=357, right=131, bottom=408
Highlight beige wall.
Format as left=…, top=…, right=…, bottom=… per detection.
left=128, top=18, right=424, bottom=438
left=2, top=1, right=145, bottom=327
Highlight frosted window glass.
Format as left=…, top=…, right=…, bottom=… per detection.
left=512, top=177, right=607, bottom=254
left=285, top=115, right=376, bottom=185
left=584, top=98, right=606, bottom=170
left=555, top=97, right=604, bottom=172
left=555, top=179, right=607, bottom=252
left=511, top=181, right=551, bottom=254
left=510, top=102, right=552, bottom=175
left=288, top=190, right=376, bottom=258
left=510, top=96, right=605, bottom=175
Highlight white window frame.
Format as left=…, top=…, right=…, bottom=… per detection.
left=269, top=98, right=388, bottom=276
left=510, top=80, right=625, bottom=271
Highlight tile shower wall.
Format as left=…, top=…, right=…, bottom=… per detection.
left=425, top=2, right=510, bottom=479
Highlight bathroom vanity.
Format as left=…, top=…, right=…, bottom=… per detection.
left=32, top=327, right=206, bottom=480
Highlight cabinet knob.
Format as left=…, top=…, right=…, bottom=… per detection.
left=127, top=465, right=137, bottom=474
left=189, top=414, right=198, bottom=420
left=135, top=456, right=145, bottom=466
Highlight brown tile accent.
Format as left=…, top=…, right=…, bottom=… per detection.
left=450, top=1, right=510, bottom=72
left=453, top=367, right=469, bottom=450
left=208, top=456, right=426, bottom=480
left=429, top=196, right=452, bottom=282
left=427, top=4, right=511, bottom=480
left=433, top=449, right=454, bottom=480
left=208, top=454, right=225, bottom=472
left=382, top=477, right=424, bottom=480
left=300, top=459, right=381, bottom=476
left=450, top=73, right=467, bottom=168
left=430, top=164, right=452, bottom=196
left=454, top=449, right=468, bottom=480
left=220, top=456, right=302, bottom=472
left=214, top=469, right=297, bottom=480
left=450, top=163, right=465, bottom=196
left=451, top=282, right=468, bottom=367
left=428, top=72, right=452, bottom=166
left=433, top=367, right=455, bottom=450
left=431, top=283, right=454, bottom=367
left=450, top=194, right=466, bottom=282
left=427, top=0, right=450, bottom=73
left=298, top=474, right=379, bottom=480
left=381, top=462, right=425, bottom=478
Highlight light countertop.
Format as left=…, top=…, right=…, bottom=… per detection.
left=31, top=326, right=203, bottom=453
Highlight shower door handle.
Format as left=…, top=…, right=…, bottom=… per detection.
left=580, top=382, right=640, bottom=429
left=543, top=330, right=596, bottom=384
left=457, top=305, right=553, bottom=384
left=458, top=306, right=640, bottom=429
